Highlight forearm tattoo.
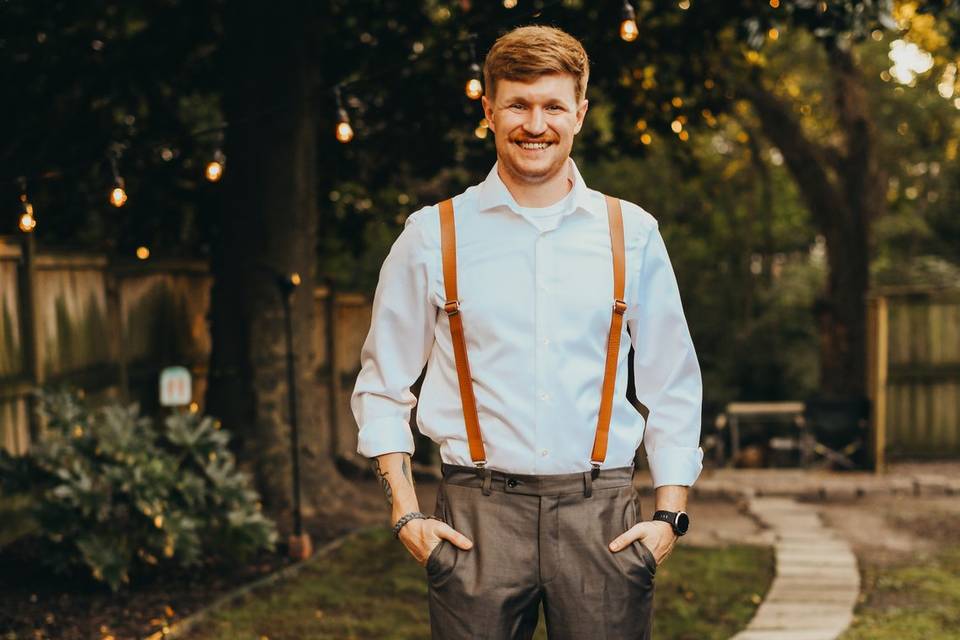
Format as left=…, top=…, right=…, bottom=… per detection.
left=372, top=458, right=393, bottom=505
left=401, top=455, right=415, bottom=490
left=371, top=454, right=415, bottom=507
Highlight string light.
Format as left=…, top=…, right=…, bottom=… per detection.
left=9, top=0, right=575, bottom=199
left=109, top=147, right=128, bottom=207
left=334, top=86, right=354, bottom=143
left=678, top=0, right=690, bottom=9
left=110, top=181, right=127, bottom=207
left=620, top=1, right=639, bottom=42
left=17, top=178, right=36, bottom=233
left=205, top=149, right=225, bottom=182
left=465, top=35, right=483, bottom=99
left=136, top=246, right=150, bottom=260
left=466, top=72, right=483, bottom=99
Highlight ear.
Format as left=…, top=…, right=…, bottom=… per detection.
left=481, top=95, right=496, bottom=133
left=574, top=98, right=589, bottom=135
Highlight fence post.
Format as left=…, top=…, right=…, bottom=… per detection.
left=866, top=295, right=888, bottom=473
left=105, top=266, right=129, bottom=401
left=18, top=233, right=45, bottom=444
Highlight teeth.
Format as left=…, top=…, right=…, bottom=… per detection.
left=518, top=142, right=549, bottom=150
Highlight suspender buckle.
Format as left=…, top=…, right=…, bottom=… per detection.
left=613, top=299, right=627, bottom=316
left=474, top=460, right=486, bottom=469
left=444, top=300, right=460, bottom=316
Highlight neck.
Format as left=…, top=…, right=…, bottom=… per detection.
left=498, top=159, right=574, bottom=207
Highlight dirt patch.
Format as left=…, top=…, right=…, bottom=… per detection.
left=814, top=493, right=960, bottom=564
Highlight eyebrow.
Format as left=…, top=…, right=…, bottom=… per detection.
left=500, top=96, right=569, bottom=106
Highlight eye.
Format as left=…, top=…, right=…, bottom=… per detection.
left=509, top=103, right=525, bottom=110
left=547, top=105, right=564, bottom=112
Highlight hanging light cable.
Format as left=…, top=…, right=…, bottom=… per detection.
left=465, top=35, right=483, bottom=99
left=17, top=177, right=36, bottom=233
left=334, top=86, right=354, bottom=143
left=620, top=1, right=639, bottom=42
left=109, top=146, right=128, bottom=207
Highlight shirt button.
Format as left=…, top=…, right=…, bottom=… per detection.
left=542, top=338, right=550, bottom=346
left=540, top=449, right=549, bottom=457
left=540, top=392, right=550, bottom=401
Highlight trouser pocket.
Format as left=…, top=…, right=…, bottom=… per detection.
left=425, top=479, right=456, bottom=581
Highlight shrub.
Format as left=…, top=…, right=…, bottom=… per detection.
left=0, top=389, right=277, bottom=591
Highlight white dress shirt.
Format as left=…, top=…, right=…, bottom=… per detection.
left=351, top=158, right=704, bottom=487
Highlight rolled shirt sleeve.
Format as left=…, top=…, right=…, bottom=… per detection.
left=626, top=224, right=704, bottom=488
left=351, top=208, right=437, bottom=459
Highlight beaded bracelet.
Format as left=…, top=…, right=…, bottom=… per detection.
left=391, top=511, right=440, bottom=538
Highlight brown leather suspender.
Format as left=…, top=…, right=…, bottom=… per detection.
left=439, top=198, right=488, bottom=467
left=438, top=195, right=626, bottom=470
left=591, top=195, right=628, bottom=468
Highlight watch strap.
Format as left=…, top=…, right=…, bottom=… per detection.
left=652, top=510, right=687, bottom=535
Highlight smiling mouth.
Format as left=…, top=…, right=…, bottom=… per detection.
left=514, top=140, right=553, bottom=151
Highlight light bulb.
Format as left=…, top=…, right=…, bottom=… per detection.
left=465, top=77, right=483, bottom=100
left=336, top=120, right=354, bottom=143
left=136, top=246, right=150, bottom=260
left=205, top=150, right=226, bottom=182
left=205, top=160, right=224, bottom=182
left=110, top=186, right=127, bottom=207
left=19, top=212, right=36, bottom=233
left=620, top=2, right=639, bottom=42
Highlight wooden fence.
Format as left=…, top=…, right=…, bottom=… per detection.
left=0, top=235, right=374, bottom=460
left=867, top=285, right=960, bottom=468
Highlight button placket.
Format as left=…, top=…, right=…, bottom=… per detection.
left=534, top=233, right=556, bottom=472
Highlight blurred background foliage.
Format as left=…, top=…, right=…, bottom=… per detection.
left=3, top=0, right=959, bottom=408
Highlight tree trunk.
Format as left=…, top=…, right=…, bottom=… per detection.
left=207, top=2, right=353, bottom=533
left=743, top=46, right=884, bottom=398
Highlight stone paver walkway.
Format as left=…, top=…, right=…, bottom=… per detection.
left=731, top=497, right=860, bottom=640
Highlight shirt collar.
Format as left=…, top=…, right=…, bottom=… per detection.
left=476, top=157, right=598, bottom=219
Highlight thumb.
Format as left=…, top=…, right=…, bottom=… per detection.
left=437, top=522, right=474, bottom=550
left=609, top=522, right=650, bottom=552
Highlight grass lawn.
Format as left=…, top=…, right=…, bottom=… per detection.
left=840, top=544, right=960, bottom=640
left=188, top=527, right=774, bottom=640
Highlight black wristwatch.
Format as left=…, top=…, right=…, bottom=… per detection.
left=652, top=510, right=690, bottom=536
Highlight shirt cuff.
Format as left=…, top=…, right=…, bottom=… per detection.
left=646, top=446, right=704, bottom=488
left=357, top=417, right=416, bottom=459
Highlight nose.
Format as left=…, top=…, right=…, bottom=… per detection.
left=522, top=106, right=547, bottom=137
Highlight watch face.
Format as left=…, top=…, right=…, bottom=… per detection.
left=676, top=512, right=690, bottom=535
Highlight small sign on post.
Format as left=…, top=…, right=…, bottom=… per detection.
left=160, top=366, right=192, bottom=407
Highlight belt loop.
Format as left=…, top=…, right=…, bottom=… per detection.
left=481, top=467, right=493, bottom=496
left=583, top=469, right=593, bottom=498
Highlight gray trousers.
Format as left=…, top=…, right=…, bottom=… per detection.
left=425, top=463, right=656, bottom=639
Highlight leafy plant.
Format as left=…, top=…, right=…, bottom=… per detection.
left=0, top=389, right=277, bottom=591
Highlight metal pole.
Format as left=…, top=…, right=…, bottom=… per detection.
left=281, top=289, right=303, bottom=537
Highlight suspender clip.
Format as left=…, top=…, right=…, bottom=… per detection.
left=613, top=299, right=627, bottom=316
left=444, top=300, right=460, bottom=316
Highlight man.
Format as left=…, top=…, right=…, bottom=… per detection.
left=351, top=25, right=703, bottom=639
